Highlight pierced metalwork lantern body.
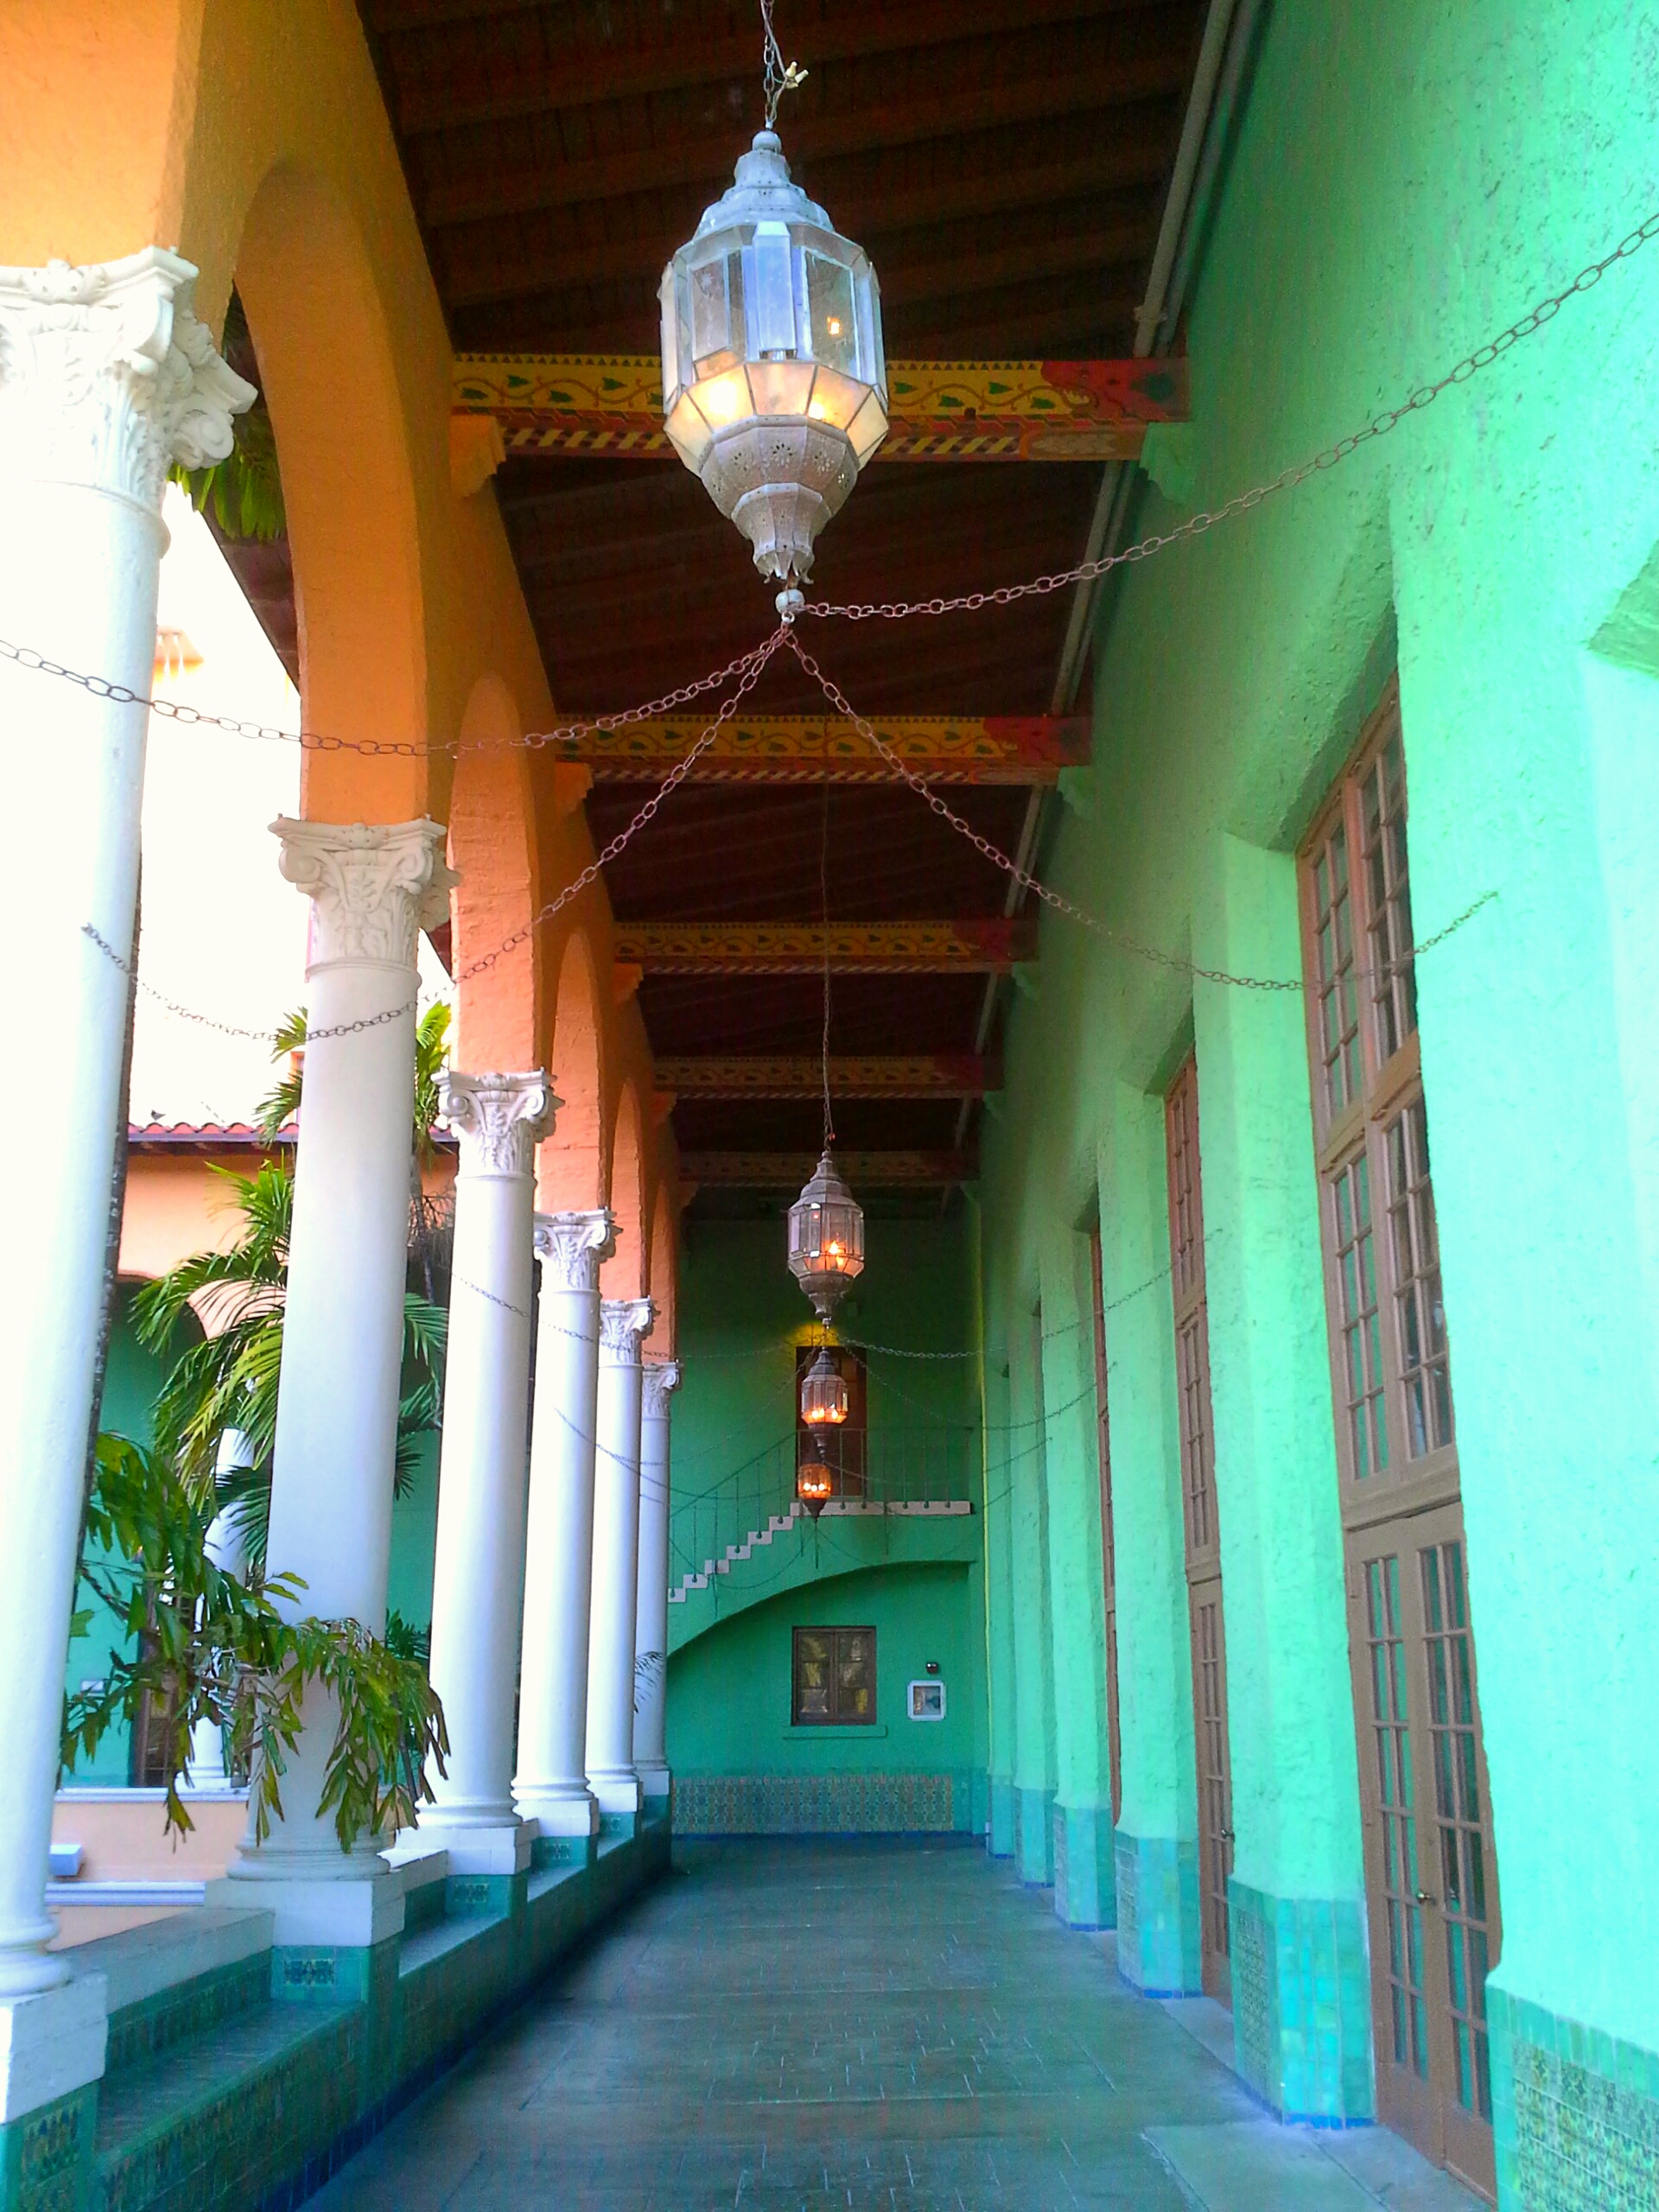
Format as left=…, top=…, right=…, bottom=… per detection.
left=796, top=1450, right=835, bottom=1518
left=799, top=1345, right=849, bottom=1427
left=787, top=1149, right=866, bottom=1320
left=660, top=130, right=887, bottom=585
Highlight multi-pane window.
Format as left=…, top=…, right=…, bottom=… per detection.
left=1300, top=686, right=1499, bottom=2196
left=791, top=1626, right=875, bottom=1725
left=1088, top=1229, right=1122, bottom=1821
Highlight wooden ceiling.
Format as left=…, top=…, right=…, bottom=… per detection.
left=350, top=0, right=1206, bottom=1198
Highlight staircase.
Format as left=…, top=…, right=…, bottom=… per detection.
left=669, top=1503, right=806, bottom=1600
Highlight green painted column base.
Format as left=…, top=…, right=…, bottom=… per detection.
left=988, top=1777, right=1016, bottom=1859
left=597, top=1809, right=641, bottom=1842
left=643, top=1792, right=671, bottom=1827
left=443, top=1871, right=528, bottom=1921
left=0, top=2083, right=96, bottom=2212
left=1014, top=1786, right=1055, bottom=1886
left=1052, top=1802, right=1116, bottom=1930
left=1489, top=1983, right=1659, bottom=2209
left=1113, top=1829, right=1203, bottom=1994
left=531, top=1831, right=598, bottom=1872
left=1229, top=1880, right=1373, bottom=2122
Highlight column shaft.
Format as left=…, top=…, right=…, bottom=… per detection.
left=0, top=250, right=251, bottom=2004
left=418, top=1072, right=550, bottom=1875
left=586, top=1298, right=652, bottom=1820
left=514, top=1211, right=614, bottom=1840
left=632, top=1361, right=680, bottom=1807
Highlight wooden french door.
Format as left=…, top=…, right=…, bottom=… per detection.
left=1088, top=1229, right=1122, bottom=1821
left=1166, top=1055, right=1234, bottom=2004
left=1301, top=687, right=1499, bottom=2197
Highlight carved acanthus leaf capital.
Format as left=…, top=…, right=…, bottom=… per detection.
left=0, top=248, right=256, bottom=508
left=642, top=1361, right=682, bottom=1417
left=442, top=1070, right=557, bottom=1177
left=599, top=1297, right=655, bottom=1358
left=273, top=817, right=458, bottom=969
left=533, top=1208, right=617, bottom=1291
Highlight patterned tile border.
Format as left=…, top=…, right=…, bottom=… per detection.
left=1490, top=1984, right=1659, bottom=2210
left=1015, top=1786, right=1054, bottom=1886
left=1053, top=1803, right=1116, bottom=1931
left=674, top=1773, right=955, bottom=1835
left=1228, top=1878, right=1374, bottom=2123
left=1113, top=1829, right=1203, bottom=1995
left=988, top=1777, right=1017, bottom=1859
left=0, top=2083, right=95, bottom=2212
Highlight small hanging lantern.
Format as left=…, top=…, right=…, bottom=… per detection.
left=799, top=1345, right=849, bottom=1427
left=659, top=130, right=887, bottom=606
left=796, top=1450, right=835, bottom=1517
left=787, top=1149, right=865, bottom=1320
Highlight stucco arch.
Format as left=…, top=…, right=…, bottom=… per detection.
left=448, top=676, right=540, bottom=1073
left=232, top=162, right=429, bottom=823
left=604, top=1082, right=648, bottom=1298
left=646, top=1181, right=677, bottom=1356
left=538, top=928, right=607, bottom=1214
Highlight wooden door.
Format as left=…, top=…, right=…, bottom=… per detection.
left=1088, top=1228, right=1122, bottom=1820
left=1166, top=1054, right=1235, bottom=2003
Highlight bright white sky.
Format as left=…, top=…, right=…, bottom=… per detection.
left=130, top=488, right=449, bottom=1126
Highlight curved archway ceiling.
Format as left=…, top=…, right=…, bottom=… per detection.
left=353, top=0, right=1207, bottom=1204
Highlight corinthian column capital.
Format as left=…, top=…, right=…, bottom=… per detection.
left=273, top=817, right=458, bottom=969
left=533, top=1208, right=616, bottom=1291
left=599, top=1298, right=654, bottom=1361
left=0, top=248, right=256, bottom=507
left=442, top=1071, right=557, bottom=1178
left=642, top=1362, right=682, bottom=1418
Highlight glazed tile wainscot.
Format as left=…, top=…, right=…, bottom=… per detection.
left=0, top=1819, right=667, bottom=2212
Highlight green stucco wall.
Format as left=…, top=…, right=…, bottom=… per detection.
left=975, top=0, right=1659, bottom=2172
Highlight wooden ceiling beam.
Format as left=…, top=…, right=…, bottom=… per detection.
left=437, top=133, right=1174, bottom=308
left=613, top=919, right=1037, bottom=973
left=420, top=53, right=1191, bottom=226
left=544, top=714, right=1088, bottom=785
left=385, top=0, right=1172, bottom=137
left=458, top=353, right=1186, bottom=464
left=656, top=1055, right=1001, bottom=1097
left=679, top=1148, right=976, bottom=1186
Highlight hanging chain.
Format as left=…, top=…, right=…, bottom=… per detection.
left=760, top=0, right=807, bottom=129
left=818, top=766, right=835, bottom=1149
left=80, top=923, right=417, bottom=1041
left=455, top=626, right=787, bottom=982
left=784, top=632, right=1496, bottom=992
left=805, top=207, right=1659, bottom=624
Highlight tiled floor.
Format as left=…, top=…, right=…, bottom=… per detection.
left=307, top=1838, right=1484, bottom=2211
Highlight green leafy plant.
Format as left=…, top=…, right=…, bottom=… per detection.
left=65, top=1435, right=448, bottom=1845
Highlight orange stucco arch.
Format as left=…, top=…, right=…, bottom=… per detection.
left=538, top=928, right=606, bottom=1214
left=604, top=1082, right=648, bottom=1299
left=448, top=677, right=541, bottom=1072
left=646, top=1182, right=677, bottom=1356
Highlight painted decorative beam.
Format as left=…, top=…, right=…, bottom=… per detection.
left=613, top=919, right=1036, bottom=975
left=550, top=713, right=1087, bottom=785
left=681, top=1150, right=975, bottom=1187
left=454, top=354, right=1186, bottom=463
left=653, top=1055, right=1001, bottom=1098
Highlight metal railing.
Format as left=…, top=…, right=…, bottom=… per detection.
left=668, top=1426, right=978, bottom=1591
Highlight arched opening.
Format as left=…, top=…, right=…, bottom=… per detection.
left=538, top=927, right=606, bottom=1214
left=604, top=1080, right=646, bottom=1298
left=448, top=675, right=540, bottom=1073
left=232, top=162, right=430, bottom=824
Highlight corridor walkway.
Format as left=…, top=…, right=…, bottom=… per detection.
left=311, top=1841, right=1483, bottom=2211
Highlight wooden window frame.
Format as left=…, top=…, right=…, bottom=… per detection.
left=791, top=1624, right=877, bottom=1726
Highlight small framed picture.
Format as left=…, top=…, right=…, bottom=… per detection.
left=907, top=1679, right=946, bottom=1721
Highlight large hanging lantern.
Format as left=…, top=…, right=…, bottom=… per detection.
left=787, top=1149, right=865, bottom=1320
left=659, top=129, right=887, bottom=602
left=799, top=1345, right=849, bottom=1427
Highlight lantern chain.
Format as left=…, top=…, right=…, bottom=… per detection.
left=760, top=0, right=808, bottom=130
left=803, top=206, right=1659, bottom=624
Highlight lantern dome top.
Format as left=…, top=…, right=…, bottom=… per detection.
left=692, top=130, right=833, bottom=238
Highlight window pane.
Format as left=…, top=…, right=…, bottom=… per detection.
left=1419, top=1542, right=1493, bottom=2116
left=1309, top=822, right=1361, bottom=1118
left=1384, top=1098, right=1455, bottom=1458
left=1331, top=1154, right=1387, bottom=1478
left=1362, top=733, right=1418, bottom=1063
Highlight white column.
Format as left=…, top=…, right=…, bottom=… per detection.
left=0, top=252, right=251, bottom=2029
left=513, top=1210, right=615, bottom=1843
left=632, top=1361, right=681, bottom=1809
left=411, top=1071, right=551, bottom=1877
left=184, top=1429, right=253, bottom=1795
left=222, top=817, right=454, bottom=1947
left=586, top=1298, right=653, bottom=1821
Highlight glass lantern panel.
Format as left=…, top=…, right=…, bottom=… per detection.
left=690, top=251, right=745, bottom=376
left=807, top=365, right=865, bottom=434
left=805, top=251, right=858, bottom=374
left=688, top=365, right=753, bottom=432
left=747, top=359, right=817, bottom=418
left=848, top=388, right=889, bottom=465
left=752, top=223, right=798, bottom=357
left=664, top=391, right=714, bottom=470
left=659, top=270, right=684, bottom=406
